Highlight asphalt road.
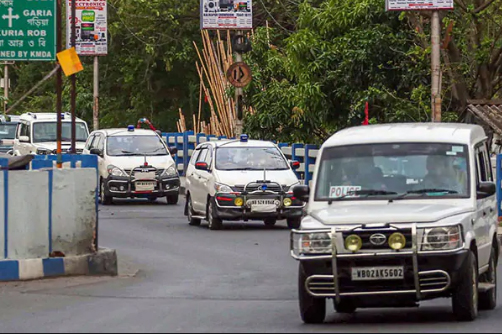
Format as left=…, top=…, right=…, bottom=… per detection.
left=1, top=198, right=502, bottom=332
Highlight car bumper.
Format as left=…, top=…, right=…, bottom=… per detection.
left=105, top=176, right=180, bottom=198
left=213, top=193, right=304, bottom=221
left=291, top=225, right=470, bottom=304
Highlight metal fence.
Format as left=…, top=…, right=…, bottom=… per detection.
left=163, top=131, right=319, bottom=184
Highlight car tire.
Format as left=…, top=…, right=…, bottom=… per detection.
left=334, top=299, right=357, bottom=314
left=287, top=217, right=301, bottom=229
left=187, top=195, right=201, bottom=226
left=264, top=218, right=277, bottom=227
left=167, top=194, right=179, bottom=205
left=452, top=250, right=479, bottom=321
left=299, top=263, right=326, bottom=324
left=479, top=245, right=497, bottom=311
left=207, top=198, right=223, bottom=230
left=100, top=180, right=113, bottom=205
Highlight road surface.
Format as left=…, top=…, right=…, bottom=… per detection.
left=0, top=199, right=502, bottom=332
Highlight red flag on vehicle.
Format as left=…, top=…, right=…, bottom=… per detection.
left=362, top=101, right=369, bottom=125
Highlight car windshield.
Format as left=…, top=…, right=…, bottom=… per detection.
left=0, top=124, right=17, bottom=140
left=107, top=135, right=168, bottom=157
left=216, top=147, right=289, bottom=171
left=315, top=143, right=470, bottom=201
left=33, top=122, right=89, bottom=142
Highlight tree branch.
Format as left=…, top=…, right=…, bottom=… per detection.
left=474, top=0, right=497, bottom=14
left=454, top=0, right=469, bottom=12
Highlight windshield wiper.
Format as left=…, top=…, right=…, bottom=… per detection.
left=391, top=188, right=458, bottom=201
left=327, top=189, right=397, bottom=205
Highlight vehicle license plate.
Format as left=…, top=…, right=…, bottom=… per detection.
left=247, top=199, right=279, bottom=206
left=136, top=181, right=155, bottom=192
left=134, top=172, right=156, bottom=180
left=351, top=267, right=404, bottom=281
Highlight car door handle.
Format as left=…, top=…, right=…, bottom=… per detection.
left=483, top=211, right=487, bottom=217
left=490, top=208, right=494, bottom=213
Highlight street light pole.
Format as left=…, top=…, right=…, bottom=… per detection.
left=70, top=0, right=77, bottom=153
left=431, top=11, right=442, bottom=122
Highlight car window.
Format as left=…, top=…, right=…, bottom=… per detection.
left=315, top=142, right=470, bottom=201
left=197, top=148, right=209, bottom=163
left=215, top=147, right=289, bottom=171
left=204, top=147, right=213, bottom=166
left=106, top=135, right=168, bottom=157
left=190, top=149, right=201, bottom=166
left=85, top=134, right=96, bottom=150
left=476, top=141, right=491, bottom=183
left=96, top=135, right=104, bottom=151
left=33, top=122, right=88, bottom=143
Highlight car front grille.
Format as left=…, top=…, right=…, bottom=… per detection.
left=232, top=183, right=287, bottom=193
left=342, top=229, right=413, bottom=250
left=124, top=168, right=164, bottom=177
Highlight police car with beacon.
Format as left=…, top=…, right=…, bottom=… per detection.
left=84, top=125, right=180, bottom=205
left=184, top=134, right=304, bottom=230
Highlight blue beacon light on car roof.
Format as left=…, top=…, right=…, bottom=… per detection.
left=127, top=125, right=135, bottom=132
left=240, top=134, right=248, bottom=142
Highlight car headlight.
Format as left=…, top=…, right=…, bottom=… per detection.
left=299, top=233, right=332, bottom=254
left=162, top=166, right=177, bottom=177
left=107, top=165, right=127, bottom=177
left=421, top=225, right=463, bottom=251
left=215, top=182, right=233, bottom=193
left=36, top=148, right=51, bottom=155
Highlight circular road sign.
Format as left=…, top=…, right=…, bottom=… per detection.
left=226, top=62, right=252, bottom=88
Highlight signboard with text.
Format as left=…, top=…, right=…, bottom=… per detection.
left=200, top=0, right=252, bottom=30
left=0, top=0, right=56, bottom=61
left=66, top=0, right=108, bottom=56
left=386, top=0, right=454, bottom=11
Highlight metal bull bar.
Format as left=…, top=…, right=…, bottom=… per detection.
left=290, top=224, right=452, bottom=303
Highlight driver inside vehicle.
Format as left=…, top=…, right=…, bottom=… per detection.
left=421, top=155, right=461, bottom=192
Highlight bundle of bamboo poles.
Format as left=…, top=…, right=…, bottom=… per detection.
left=192, top=30, right=236, bottom=137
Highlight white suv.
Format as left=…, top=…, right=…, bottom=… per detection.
left=83, top=126, right=180, bottom=205
left=184, top=134, right=304, bottom=230
left=13, top=112, right=90, bottom=156
left=290, top=123, right=498, bottom=323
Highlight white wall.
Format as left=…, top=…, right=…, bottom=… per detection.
left=8, top=171, right=50, bottom=259
left=52, top=169, right=97, bottom=256
left=0, top=168, right=97, bottom=260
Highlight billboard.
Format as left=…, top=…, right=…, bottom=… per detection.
left=201, top=0, right=252, bottom=30
left=386, top=0, right=454, bottom=11
left=66, top=0, right=108, bottom=56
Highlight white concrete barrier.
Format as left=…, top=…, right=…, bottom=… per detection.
left=1, top=168, right=97, bottom=260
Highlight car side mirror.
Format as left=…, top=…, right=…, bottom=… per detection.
left=169, top=146, right=178, bottom=155
left=19, top=136, right=30, bottom=143
left=290, top=160, right=301, bottom=170
left=195, top=161, right=209, bottom=171
left=477, top=182, right=496, bottom=199
left=90, top=148, right=103, bottom=157
left=293, top=185, right=310, bottom=202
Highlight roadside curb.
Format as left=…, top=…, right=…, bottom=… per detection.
left=0, top=248, right=118, bottom=282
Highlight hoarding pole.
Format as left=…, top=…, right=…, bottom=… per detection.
left=3, top=62, right=8, bottom=115
left=56, top=0, right=63, bottom=167
left=431, top=11, right=442, bottom=122
left=93, top=56, right=99, bottom=131
left=70, top=0, right=77, bottom=154
left=234, top=31, right=244, bottom=136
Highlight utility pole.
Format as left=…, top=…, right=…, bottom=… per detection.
left=56, top=0, right=63, bottom=167
left=234, top=31, right=244, bottom=136
left=431, top=11, right=442, bottom=122
left=3, top=62, right=8, bottom=115
left=70, top=0, right=77, bottom=154
left=93, top=56, right=99, bottom=131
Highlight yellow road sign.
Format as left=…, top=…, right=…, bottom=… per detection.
left=57, top=47, right=84, bottom=77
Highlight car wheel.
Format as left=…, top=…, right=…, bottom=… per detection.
left=479, top=244, right=497, bottom=311
left=167, top=194, right=179, bottom=205
left=299, top=263, right=326, bottom=324
left=207, top=198, right=223, bottom=230
left=100, top=180, right=113, bottom=205
left=287, top=217, right=301, bottom=229
left=452, top=250, right=479, bottom=321
left=187, top=196, right=201, bottom=226
left=264, top=218, right=276, bottom=227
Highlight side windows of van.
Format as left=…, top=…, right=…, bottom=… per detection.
left=475, top=141, right=492, bottom=184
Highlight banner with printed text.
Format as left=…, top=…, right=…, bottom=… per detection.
left=200, top=0, right=252, bottom=30
left=66, top=0, right=107, bottom=56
